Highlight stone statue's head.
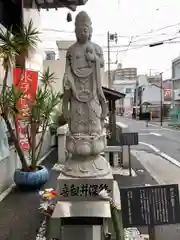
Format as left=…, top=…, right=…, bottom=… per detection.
left=75, top=11, right=92, bottom=43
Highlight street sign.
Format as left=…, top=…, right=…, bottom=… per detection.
left=120, top=184, right=180, bottom=228
left=119, top=132, right=138, bottom=146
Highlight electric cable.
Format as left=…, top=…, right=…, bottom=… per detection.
left=131, top=22, right=180, bottom=38
left=43, top=38, right=180, bottom=53
left=41, top=29, right=180, bottom=49
left=42, top=21, right=180, bottom=39
left=121, top=36, right=133, bottom=60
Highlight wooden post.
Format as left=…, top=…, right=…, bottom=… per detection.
left=108, top=99, right=113, bottom=166
left=128, top=145, right=132, bottom=176
left=148, top=226, right=155, bottom=240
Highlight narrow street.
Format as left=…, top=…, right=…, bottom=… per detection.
left=117, top=116, right=180, bottom=163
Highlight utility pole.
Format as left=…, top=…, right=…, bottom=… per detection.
left=160, top=72, right=163, bottom=127
left=107, top=32, right=118, bottom=87
left=135, top=78, right=139, bottom=119
left=107, top=31, right=111, bottom=87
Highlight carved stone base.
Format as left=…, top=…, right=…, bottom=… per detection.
left=61, top=154, right=112, bottom=178
left=66, top=132, right=106, bottom=157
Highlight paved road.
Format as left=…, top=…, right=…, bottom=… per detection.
left=117, top=116, right=180, bottom=162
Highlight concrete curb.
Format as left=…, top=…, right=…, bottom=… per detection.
left=139, top=141, right=180, bottom=169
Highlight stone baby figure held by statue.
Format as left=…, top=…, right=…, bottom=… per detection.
left=62, top=11, right=111, bottom=178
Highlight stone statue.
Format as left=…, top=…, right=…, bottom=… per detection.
left=62, top=11, right=111, bottom=178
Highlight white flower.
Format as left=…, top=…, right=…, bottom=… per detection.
left=39, top=202, right=49, bottom=211
left=99, top=189, right=111, bottom=200
left=45, top=188, right=54, bottom=192
left=99, top=189, right=121, bottom=210
left=39, top=191, right=45, bottom=196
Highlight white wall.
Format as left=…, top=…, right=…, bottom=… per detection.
left=172, top=57, right=180, bottom=80
left=23, top=1, right=43, bottom=73
left=43, top=41, right=73, bottom=93
left=113, top=83, right=136, bottom=94
left=124, top=97, right=133, bottom=112
left=173, top=79, right=180, bottom=90
left=138, top=75, right=148, bottom=86
left=174, top=88, right=180, bottom=101
left=43, top=59, right=63, bottom=92
left=142, top=85, right=164, bottom=104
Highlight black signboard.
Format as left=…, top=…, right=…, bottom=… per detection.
left=119, top=132, right=138, bottom=146
left=120, top=184, right=180, bottom=228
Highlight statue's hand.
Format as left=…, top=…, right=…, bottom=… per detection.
left=85, top=52, right=96, bottom=62
left=63, top=74, right=70, bottom=90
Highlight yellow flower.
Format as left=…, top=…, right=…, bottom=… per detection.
left=42, top=192, right=56, bottom=200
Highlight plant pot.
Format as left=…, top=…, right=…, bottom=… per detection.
left=14, top=165, right=49, bottom=191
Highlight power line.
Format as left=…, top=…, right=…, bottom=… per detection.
left=42, top=21, right=180, bottom=38
left=121, top=36, right=133, bottom=60
left=41, top=29, right=180, bottom=48
left=117, top=39, right=180, bottom=53
left=41, top=28, right=104, bottom=36
left=102, top=34, right=180, bottom=49
left=42, top=38, right=180, bottom=53
left=131, top=31, right=180, bottom=44
left=132, top=22, right=180, bottom=38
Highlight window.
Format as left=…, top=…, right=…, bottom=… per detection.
left=45, top=51, right=55, bottom=60
left=125, top=88, right=131, bottom=94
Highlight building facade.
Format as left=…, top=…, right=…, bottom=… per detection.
left=133, top=84, right=164, bottom=118
left=172, top=56, right=180, bottom=109
left=43, top=40, right=75, bottom=93
left=113, top=64, right=137, bottom=81
left=113, top=79, right=136, bottom=115
left=109, top=64, right=137, bottom=115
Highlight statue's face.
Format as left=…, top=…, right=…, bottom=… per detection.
left=77, top=24, right=90, bottom=43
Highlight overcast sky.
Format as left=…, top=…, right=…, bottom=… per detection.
left=40, top=0, right=180, bottom=79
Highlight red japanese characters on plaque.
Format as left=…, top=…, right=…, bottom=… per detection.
left=13, top=68, right=38, bottom=151
left=164, top=88, right=172, bottom=101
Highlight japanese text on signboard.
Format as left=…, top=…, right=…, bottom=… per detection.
left=13, top=68, right=38, bottom=151
left=58, top=179, right=113, bottom=201
left=120, top=184, right=180, bottom=228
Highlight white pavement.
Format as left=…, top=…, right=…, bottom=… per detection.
left=116, top=116, right=180, bottom=164
left=131, top=150, right=180, bottom=187
left=131, top=150, right=180, bottom=239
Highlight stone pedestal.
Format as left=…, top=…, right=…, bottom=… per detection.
left=53, top=129, right=114, bottom=240
left=62, top=226, right=101, bottom=240
left=57, top=125, right=68, bottom=164
left=48, top=180, right=120, bottom=240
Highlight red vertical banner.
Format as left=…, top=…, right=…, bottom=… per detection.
left=13, top=68, right=38, bottom=151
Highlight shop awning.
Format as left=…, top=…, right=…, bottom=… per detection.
left=24, top=0, right=88, bottom=10
left=59, top=87, right=125, bottom=102
left=102, top=86, right=125, bottom=101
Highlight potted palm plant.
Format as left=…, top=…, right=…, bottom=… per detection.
left=13, top=73, right=60, bottom=190
left=0, top=21, right=61, bottom=190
